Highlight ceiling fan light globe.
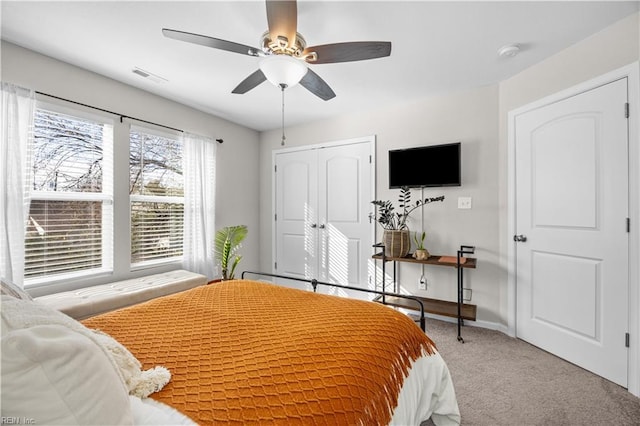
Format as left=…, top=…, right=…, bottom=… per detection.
left=259, top=55, right=308, bottom=88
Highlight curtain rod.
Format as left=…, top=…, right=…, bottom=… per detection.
left=35, top=91, right=224, bottom=143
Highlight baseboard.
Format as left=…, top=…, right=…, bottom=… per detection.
left=423, top=312, right=509, bottom=335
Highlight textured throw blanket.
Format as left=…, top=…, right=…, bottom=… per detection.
left=83, top=280, right=436, bottom=425
left=2, top=296, right=170, bottom=398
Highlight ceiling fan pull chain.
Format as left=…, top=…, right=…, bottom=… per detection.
left=280, top=83, right=287, bottom=146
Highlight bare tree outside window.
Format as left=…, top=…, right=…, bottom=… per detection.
left=129, top=130, right=184, bottom=265
left=25, top=110, right=109, bottom=279
left=129, top=131, right=183, bottom=197
left=32, top=110, right=104, bottom=192
left=25, top=109, right=185, bottom=280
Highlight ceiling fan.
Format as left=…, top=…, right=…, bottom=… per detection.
left=162, top=0, right=391, bottom=101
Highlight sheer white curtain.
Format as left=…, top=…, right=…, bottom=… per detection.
left=0, top=83, right=35, bottom=288
left=182, top=132, right=217, bottom=279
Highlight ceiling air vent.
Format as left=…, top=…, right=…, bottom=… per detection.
left=132, top=67, right=168, bottom=83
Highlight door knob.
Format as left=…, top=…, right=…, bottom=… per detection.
left=513, top=234, right=527, bottom=242
left=310, top=223, right=317, bottom=228
left=319, top=224, right=325, bottom=229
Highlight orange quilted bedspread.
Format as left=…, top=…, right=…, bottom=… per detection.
left=83, top=280, right=435, bottom=425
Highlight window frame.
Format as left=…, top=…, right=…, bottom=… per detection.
left=22, top=101, right=192, bottom=293
left=25, top=101, right=114, bottom=287
left=128, top=125, right=185, bottom=270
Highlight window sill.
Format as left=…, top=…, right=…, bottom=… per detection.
left=24, top=268, right=113, bottom=290
left=130, top=257, right=183, bottom=273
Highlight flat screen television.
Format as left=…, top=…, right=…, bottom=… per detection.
left=388, top=142, right=461, bottom=188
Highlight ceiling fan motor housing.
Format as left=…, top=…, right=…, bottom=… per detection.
left=261, top=31, right=316, bottom=62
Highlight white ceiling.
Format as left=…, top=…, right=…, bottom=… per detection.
left=1, top=1, right=638, bottom=132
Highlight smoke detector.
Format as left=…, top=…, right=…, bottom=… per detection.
left=498, top=44, right=520, bottom=58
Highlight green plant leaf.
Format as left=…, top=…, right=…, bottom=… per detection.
left=229, top=255, right=242, bottom=280
left=371, top=189, right=445, bottom=231
left=214, top=225, right=248, bottom=279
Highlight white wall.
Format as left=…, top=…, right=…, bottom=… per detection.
left=260, top=84, right=503, bottom=324
left=1, top=41, right=261, bottom=295
left=259, top=12, right=640, bottom=328
left=498, top=12, right=640, bottom=323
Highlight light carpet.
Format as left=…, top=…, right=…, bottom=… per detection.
left=422, top=319, right=640, bottom=426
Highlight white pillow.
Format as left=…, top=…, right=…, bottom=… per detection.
left=2, top=295, right=170, bottom=398
left=1, top=324, right=134, bottom=425
left=1, top=280, right=32, bottom=300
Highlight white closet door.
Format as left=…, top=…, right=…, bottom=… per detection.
left=317, top=142, right=374, bottom=299
left=274, top=140, right=374, bottom=296
left=275, top=149, right=318, bottom=290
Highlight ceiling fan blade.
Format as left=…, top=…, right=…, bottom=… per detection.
left=303, top=41, right=391, bottom=64
left=299, top=69, right=336, bottom=101
left=162, top=28, right=263, bottom=57
left=266, top=0, right=298, bottom=47
left=232, top=69, right=267, bottom=94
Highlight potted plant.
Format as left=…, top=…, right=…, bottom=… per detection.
left=413, top=231, right=429, bottom=260
left=214, top=225, right=248, bottom=280
left=372, top=187, right=444, bottom=258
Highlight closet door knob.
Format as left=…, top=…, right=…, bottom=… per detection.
left=319, top=224, right=325, bottom=229
left=310, top=223, right=317, bottom=228
left=513, top=234, right=527, bottom=242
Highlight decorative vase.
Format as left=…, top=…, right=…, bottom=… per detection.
left=383, top=229, right=410, bottom=258
left=413, top=249, right=430, bottom=260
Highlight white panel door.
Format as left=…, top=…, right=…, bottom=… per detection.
left=317, top=143, right=373, bottom=299
left=275, top=149, right=318, bottom=290
left=515, top=78, right=629, bottom=386
left=275, top=141, right=374, bottom=297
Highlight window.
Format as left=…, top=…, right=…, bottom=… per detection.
left=23, top=104, right=191, bottom=287
left=129, top=128, right=184, bottom=266
left=25, top=107, right=113, bottom=281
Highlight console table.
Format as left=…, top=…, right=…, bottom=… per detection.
left=372, top=245, right=477, bottom=343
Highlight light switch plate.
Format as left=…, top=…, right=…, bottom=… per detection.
left=458, top=197, right=472, bottom=209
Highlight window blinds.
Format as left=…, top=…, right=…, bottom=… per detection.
left=26, top=109, right=113, bottom=280
left=129, top=129, right=184, bottom=266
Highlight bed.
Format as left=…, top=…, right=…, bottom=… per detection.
left=1, top=277, right=460, bottom=425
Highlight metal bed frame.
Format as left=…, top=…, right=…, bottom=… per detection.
left=241, top=271, right=427, bottom=332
